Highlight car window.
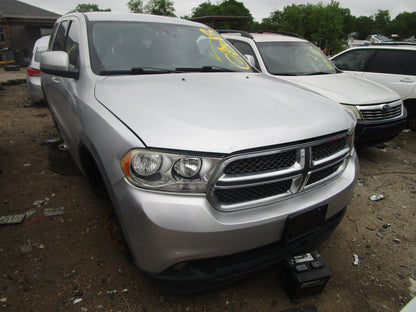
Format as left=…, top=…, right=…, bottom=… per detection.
left=257, top=41, right=337, bottom=76
left=65, top=21, right=80, bottom=70
left=228, top=39, right=260, bottom=70
left=332, top=49, right=375, bottom=71
left=52, top=21, right=70, bottom=51
left=88, top=21, right=252, bottom=74
left=365, top=49, right=416, bottom=76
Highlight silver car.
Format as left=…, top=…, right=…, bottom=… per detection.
left=26, top=35, right=50, bottom=104
left=41, top=12, right=358, bottom=292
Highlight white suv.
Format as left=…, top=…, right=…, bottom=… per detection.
left=220, top=31, right=407, bottom=144
left=331, top=44, right=416, bottom=130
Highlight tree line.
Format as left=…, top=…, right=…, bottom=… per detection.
left=77, top=0, right=416, bottom=53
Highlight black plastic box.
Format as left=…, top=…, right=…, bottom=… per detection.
left=282, top=251, right=332, bottom=300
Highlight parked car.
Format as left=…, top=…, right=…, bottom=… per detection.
left=41, top=12, right=358, bottom=292
left=331, top=43, right=416, bottom=130
left=220, top=30, right=407, bottom=145
left=26, top=35, right=50, bottom=104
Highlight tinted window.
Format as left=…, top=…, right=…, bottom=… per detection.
left=332, top=49, right=375, bottom=71
left=52, top=21, right=70, bottom=51
left=366, top=49, right=416, bottom=76
left=228, top=39, right=260, bottom=70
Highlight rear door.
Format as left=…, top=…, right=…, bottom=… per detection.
left=361, top=49, right=416, bottom=100
left=333, top=48, right=416, bottom=100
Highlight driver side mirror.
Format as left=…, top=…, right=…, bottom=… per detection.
left=244, top=54, right=256, bottom=67
left=40, top=51, right=79, bottom=79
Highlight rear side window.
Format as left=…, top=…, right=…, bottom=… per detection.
left=333, top=49, right=374, bottom=71
left=365, top=49, right=416, bottom=76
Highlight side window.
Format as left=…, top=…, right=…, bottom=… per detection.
left=228, top=39, right=260, bottom=70
left=65, top=21, right=80, bottom=70
left=366, top=50, right=416, bottom=76
left=52, top=21, right=70, bottom=51
left=333, top=49, right=374, bottom=71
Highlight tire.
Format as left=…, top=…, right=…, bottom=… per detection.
left=48, top=140, right=80, bottom=175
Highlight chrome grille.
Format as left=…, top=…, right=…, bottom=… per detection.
left=208, top=133, right=352, bottom=211
left=358, top=100, right=403, bottom=121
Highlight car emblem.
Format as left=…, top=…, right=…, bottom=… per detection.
left=382, top=104, right=391, bottom=111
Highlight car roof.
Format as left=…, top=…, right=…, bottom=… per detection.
left=222, top=32, right=308, bottom=43
left=63, top=11, right=204, bottom=28
left=344, top=43, right=416, bottom=51
left=35, top=35, right=50, bottom=48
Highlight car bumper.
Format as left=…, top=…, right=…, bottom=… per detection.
left=355, top=110, right=408, bottom=145
left=26, top=76, right=44, bottom=104
left=111, top=150, right=358, bottom=287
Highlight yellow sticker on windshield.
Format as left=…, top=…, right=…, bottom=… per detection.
left=307, top=46, right=333, bottom=70
left=199, top=29, right=249, bottom=70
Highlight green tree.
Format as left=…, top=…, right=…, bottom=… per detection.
left=191, top=0, right=252, bottom=29
left=144, top=0, right=175, bottom=16
left=374, top=9, right=390, bottom=34
left=354, top=16, right=375, bottom=39
left=191, top=1, right=219, bottom=17
left=390, top=11, right=416, bottom=38
left=127, top=0, right=144, bottom=13
left=76, top=3, right=111, bottom=12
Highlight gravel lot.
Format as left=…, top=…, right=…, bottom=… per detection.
left=0, top=69, right=415, bottom=312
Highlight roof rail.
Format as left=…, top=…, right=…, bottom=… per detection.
left=250, top=30, right=304, bottom=39
left=216, top=29, right=254, bottom=39
left=64, top=9, right=88, bottom=14
left=372, top=42, right=416, bottom=46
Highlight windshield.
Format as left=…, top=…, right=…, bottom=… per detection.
left=257, top=41, right=337, bottom=76
left=88, top=21, right=252, bottom=75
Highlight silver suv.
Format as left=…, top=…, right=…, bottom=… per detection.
left=331, top=43, right=416, bottom=130
left=41, top=12, right=358, bottom=292
left=221, top=31, right=407, bottom=144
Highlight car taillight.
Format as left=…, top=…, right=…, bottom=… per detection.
left=27, top=67, right=41, bottom=77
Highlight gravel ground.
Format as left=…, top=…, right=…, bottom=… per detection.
left=0, top=68, right=415, bottom=312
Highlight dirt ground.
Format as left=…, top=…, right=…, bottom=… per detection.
left=0, top=69, right=415, bottom=312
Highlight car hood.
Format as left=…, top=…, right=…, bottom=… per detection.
left=95, top=73, right=354, bottom=154
left=279, top=72, right=400, bottom=105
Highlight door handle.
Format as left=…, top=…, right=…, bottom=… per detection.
left=51, top=77, right=61, bottom=84
left=400, top=78, right=414, bottom=83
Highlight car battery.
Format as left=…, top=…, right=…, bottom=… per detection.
left=282, top=251, right=332, bottom=300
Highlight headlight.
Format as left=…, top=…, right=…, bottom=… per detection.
left=342, top=104, right=361, bottom=120
left=121, top=149, right=221, bottom=193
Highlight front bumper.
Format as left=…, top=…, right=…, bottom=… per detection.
left=111, top=150, right=358, bottom=288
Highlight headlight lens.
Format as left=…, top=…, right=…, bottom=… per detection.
left=342, top=104, right=361, bottom=120
left=121, top=149, right=221, bottom=193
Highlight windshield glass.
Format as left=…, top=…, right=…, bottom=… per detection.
left=88, top=21, right=252, bottom=75
left=257, top=41, right=337, bottom=76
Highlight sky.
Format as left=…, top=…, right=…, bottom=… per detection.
left=19, top=0, right=416, bottom=22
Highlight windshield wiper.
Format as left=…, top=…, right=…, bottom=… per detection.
left=100, top=67, right=180, bottom=75
left=175, top=66, right=235, bottom=72
left=304, top=71, right=332, bottom=76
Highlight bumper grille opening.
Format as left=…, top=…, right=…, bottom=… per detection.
left=214, top=180, right=292, bottom=205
